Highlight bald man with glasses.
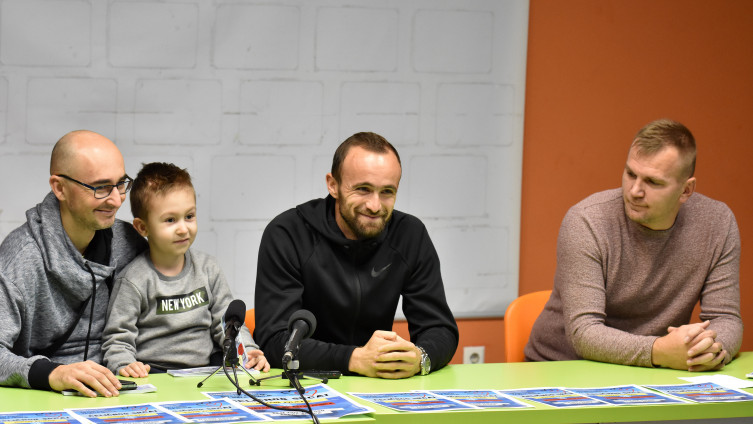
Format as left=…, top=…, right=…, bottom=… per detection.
left=0, top=130, right=147, bottom=397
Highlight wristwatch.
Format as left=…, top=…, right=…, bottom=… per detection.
left=417, top=346, right=431, bottom=376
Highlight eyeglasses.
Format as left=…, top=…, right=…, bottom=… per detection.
left=56, top=174, right=133, bottom=199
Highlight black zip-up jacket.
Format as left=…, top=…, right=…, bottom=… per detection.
left=254, top=195, right=458, bottom=374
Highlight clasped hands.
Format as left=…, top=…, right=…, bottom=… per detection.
left=348, top=330, right=422, bottom=379
left=652, top=320, right=728, bottom=372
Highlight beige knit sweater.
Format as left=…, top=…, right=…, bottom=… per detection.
left=525, top=189, right=742, bottom=367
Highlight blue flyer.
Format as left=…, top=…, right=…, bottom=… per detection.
left=0, top=411, right=86, bottom=424
left=425, top=390, right=531, bottom=409
left=500, top=387, right=610, bottom=408
left=203, top=383, right=373, bottom=420
left=644, top=382, right=753, bottom=403
left=347, top=391, right=476, bottom=412
left=154, top=399, right=269, bottom=423
left=568, top=385, right=686, bottom=406
left=66, top=404, right=187, bottom=424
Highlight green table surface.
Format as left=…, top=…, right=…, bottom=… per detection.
left=1, top=352, right=752, bottom=423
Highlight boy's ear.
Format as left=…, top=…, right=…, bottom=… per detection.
left=132, top=217, right=148, bottom=238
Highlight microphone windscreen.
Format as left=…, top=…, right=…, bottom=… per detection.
left=224, top=299, right=247, bottom=323
left=287, top=309, right=317, bottom=337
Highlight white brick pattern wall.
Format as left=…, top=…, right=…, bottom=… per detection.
left=0, top=0, right=528, bottom=317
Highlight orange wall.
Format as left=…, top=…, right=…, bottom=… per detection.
left=400, top=0, right=753, bottom=365
left=520, top=0, right=753, bottom=354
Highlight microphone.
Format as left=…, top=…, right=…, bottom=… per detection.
left=282, top=309, right=316, bottom=365
left=223, top=299, right=246, bottom=352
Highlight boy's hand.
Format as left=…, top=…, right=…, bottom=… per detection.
left=119, top=361, right=151, bottom=378
left=244, top=350, right=270, bottom=372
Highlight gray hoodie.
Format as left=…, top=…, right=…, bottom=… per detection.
left=0, top=192, right=146, bottom=389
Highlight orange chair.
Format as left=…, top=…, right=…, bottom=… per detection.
left=245, top=308, right=255, bottom=335
left=504, top=290, right=552, bottom=362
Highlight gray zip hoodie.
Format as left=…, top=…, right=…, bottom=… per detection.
left=0, top=192, right=146, bottom=390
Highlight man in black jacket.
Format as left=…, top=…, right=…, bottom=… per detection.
left=254, top=132, right=458, bottom=378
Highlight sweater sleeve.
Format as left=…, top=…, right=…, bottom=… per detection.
left=558, top=208, right=657, bottom=367
left=698, top=210, right=743, bottom=360
left=102, top=276, right=142, bottom=374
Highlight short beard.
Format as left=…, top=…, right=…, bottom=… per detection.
left=339, top=204, right=390, bottom=240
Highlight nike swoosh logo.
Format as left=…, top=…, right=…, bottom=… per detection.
left=371, top=263, right=392, bottom=278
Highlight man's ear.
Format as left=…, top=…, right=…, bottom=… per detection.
left=132, top=217, right=149, bottom=238
left=679, top=177, right=696, bottom=204
left=49, top=175, right=66, bottom=201
left=325, top=173, right=338, bottom=198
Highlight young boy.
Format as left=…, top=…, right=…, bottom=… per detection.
left=102, top=162, right=269, bottom=377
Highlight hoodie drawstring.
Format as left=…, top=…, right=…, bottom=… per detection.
left=83, top=263, right=97, bottom=362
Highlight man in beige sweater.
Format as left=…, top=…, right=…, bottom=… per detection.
left=525, top=119, right=742, bottom=371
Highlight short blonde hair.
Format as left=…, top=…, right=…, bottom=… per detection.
left=632, top=119, right=696, bottom=178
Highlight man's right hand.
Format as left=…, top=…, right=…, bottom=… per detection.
left=348, top=330, right=423, bottom=379
left=348, top=330, right=399, bottom=377
left=48, top=360, right=122, bottom=397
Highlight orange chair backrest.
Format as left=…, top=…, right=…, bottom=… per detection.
left=245, top=308, right=255, bottom=335
left=504, top=290, right=552, bottom=362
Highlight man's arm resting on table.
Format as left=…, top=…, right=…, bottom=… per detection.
left=348, top=331, right=422, bottom=379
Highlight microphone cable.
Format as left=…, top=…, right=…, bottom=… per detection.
left=221, top=346, right=320, bottom=424
left=282, top=359, right=319, bottom=424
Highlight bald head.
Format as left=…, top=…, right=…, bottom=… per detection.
left=49, top=130, right=128, bottom=252
left=50, top=130, right=123, bottom=176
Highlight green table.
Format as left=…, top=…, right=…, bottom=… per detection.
left=1, top=353, right=752, bottom=423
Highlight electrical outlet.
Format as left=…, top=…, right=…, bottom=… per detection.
left=463, top=346, right=485, bottom=364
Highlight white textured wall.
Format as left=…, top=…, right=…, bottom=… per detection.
left=0, top=0, right=528, bottom=317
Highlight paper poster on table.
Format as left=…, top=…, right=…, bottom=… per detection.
left=680, top=374, right=753, bottom=390
left=500, top=387, right=610, bottom=408
left=424, top=390, right=531, bottom=409
left=153, top=399, right=270, bottom=423
left=644, top=382, right=753, bottom=403
left=0, top=411, right=86, bottom=424
left=347, top=391, right=476, bottom=412
left=567, top=385, right=687, bottom=406
left=66, top=404, right=187, bottom=424
left=203, top=383, right=373, bottom=420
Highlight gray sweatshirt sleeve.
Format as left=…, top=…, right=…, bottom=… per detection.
left=207, top=261, right=233, bottom=351
left=205, top=259, right=259, bottom=360
left=102, top=276, right=142, bottom=374
left=0, top=274, right=45, bottom=388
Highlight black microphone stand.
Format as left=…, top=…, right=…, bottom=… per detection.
left=197, top=329, right=258, bottom=391
left=251, top=355, right=329, bottom=393
left=223, top=354, right=320, bottom=424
